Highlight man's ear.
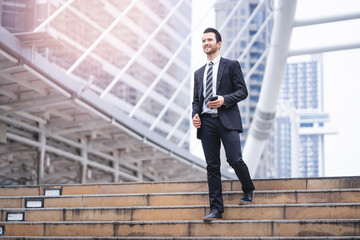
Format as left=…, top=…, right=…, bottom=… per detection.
left=217, top=41, right=222, bottom=49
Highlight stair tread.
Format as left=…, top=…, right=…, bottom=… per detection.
left=1, top=188, right=360, bottom=199
left=2, top=218, right=360, bottom=223
left=1, top=237, right=360, bottom=240
left=3, top=202, right=360, bottom=210
left=1, top=176, right=360, bottom=196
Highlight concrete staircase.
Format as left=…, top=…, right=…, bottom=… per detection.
left=0, top=177, right=360, bottom=239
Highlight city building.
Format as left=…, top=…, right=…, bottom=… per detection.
left=274, top=100, right=299, bottom=178
left=276, top=54, right=336, bottom=177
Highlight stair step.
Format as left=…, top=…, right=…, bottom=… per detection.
left=1, top=219, right=359, bottom=237
left=1, top=203, right=360, bottom=222
left=1, top=189, right=359, bottom=208
left=2, top=237, right=360, bottom=240
left=1, top=177, right=359, bottom=238
left=1, top=176, right=360, bottom=196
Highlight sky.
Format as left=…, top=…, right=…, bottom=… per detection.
left=191, top=0, right=360, bottom=177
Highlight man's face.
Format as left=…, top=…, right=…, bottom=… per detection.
left=202, top=32, right=221, bottom=55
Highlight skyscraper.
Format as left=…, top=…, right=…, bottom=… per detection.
left=274, top=100, right=299, bottom=178
left=276, top=54, right=336, bottom=177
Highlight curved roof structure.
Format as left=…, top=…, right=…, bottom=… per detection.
left=0, top=0, right=238, bottom=185
left=0, top=25, right=220, bottom=184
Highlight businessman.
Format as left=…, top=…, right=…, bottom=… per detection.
left=192, top=28, right=255, bottom=221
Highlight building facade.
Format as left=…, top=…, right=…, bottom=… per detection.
left=274, top=101, right=299, bottom=178
left=276, top=55, right=336, bottom=178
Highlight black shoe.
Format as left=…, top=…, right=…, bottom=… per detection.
left=239, top=190, right=255, bottom=204
left=203, top=209, right=222, bottom=221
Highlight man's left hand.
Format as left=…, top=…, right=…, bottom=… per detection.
left=208, top=95, right=225, bottom=109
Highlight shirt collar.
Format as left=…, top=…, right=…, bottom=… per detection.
left=207, top=55, right=221, bottom=65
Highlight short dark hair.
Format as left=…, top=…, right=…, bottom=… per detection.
left=203, top=28, right=222, bottom=43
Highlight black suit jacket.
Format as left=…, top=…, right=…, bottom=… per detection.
left=192, top=57, right=248, bottom=139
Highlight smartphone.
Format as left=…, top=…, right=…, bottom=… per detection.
left=209, top=96, right=218, bottom=101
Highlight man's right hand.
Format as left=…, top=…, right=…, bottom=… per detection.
left=192, top=114, right=201, bottom=128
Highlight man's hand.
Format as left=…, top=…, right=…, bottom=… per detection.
left=192, top=114, right=201, bottom=128
left=208, top=95, right=225, bottom=109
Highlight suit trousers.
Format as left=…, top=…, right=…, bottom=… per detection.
left=200, top=114, right=255, bottom=212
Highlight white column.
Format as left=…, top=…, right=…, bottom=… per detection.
left=80, top=138, right=88, bottom=183
left=37, top=124, right=46, bottom=184
left=113, top=150, right=119, bottom=183
left=243, top=0, right=297, bottom=176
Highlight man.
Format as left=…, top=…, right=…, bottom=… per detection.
left=192, top=28, right=255, bottom=221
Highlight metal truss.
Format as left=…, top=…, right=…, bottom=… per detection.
left=44, top=0, right=192, bottom=144
left=0, top=28, right=214, bottom=185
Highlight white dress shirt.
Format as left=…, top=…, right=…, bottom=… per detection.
left=202, top=55, right=221, bottom=114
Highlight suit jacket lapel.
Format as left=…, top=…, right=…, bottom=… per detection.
left=216, top=57, right=225, bottom=91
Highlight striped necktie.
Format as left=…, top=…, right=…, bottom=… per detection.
left=204, top=62, right=214, bottom=105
